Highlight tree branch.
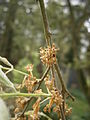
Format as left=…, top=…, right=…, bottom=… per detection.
left=54, top=63, right=75, bottom=101
left=38, top=0, right=51, bottom=45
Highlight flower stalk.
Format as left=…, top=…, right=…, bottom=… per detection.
left=0, top=65, right=28, bottom=76
left=0, top=92, right=52, bottom=98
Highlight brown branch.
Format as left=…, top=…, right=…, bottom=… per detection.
left=59, top=105, right=66, bottom=120
left=54, top=63, right=75, bottom=101
left=54, top=63, right=66, bottom=89
left=38, top=0, right=51, bottom=45
left=51, top=65, right=56, bottom=87
left=37, top=66, right=50, bottom=88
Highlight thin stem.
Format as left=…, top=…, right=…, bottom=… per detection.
left=40, top=97, right=50, bottom=105
left=18, top=97, right=33, bottom=117
left=0, top=66, right=28, bottom=76
left=51, top=65, right=56, bottom=87
left=54, top=63, right=66, bottom=89
left=39, top=0, right=51, bottom=45
left=0, top=92, right=52, bottom=98
left=38, top=66, right=50, bottom=88
left=66, top=89, right=75, bottom=101
left=59, top=106, right=66, bottom=120
left=25, top=111, right=52, bottom=120
left=54, top=63, right=75, bottom=101
left=13, top=69, right=28, bottom=76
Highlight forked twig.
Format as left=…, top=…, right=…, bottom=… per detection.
left=0, top=56, right=13, bottom=74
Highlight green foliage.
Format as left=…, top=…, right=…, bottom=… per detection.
left=13, top=56, right=40, bottom=83
left=0, top=68, right=16, bottom=92
left=70, top=89, right=90, bottom=120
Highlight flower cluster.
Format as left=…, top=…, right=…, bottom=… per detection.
left=14, top=97, right=27, bottom=114
left=24, top=75, right=37, bottom=93
left=13, top=54, right=73, bottom=120
left=44, top=75, right=54, bottom=90
left=40, top=43, right=58, bottom=66
left=44, top=76, right=63, bottom=116
left=44, top=88, right=63, bottom=116
left=27, top=97, right=41, bottom=120
left=32, top=97, right=41, bottom=119
left=43, top=75, right=72, bottom=118
left=23, top=64, right=37, bottom=93
left=44, top=89, right=63, bottom=113
left=15, top=116, right=26, bottom=120
left=14, top=97, right=28, bottom=120
left=65, top=104, right=72, bottom=116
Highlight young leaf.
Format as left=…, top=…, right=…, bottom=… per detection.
left=0, top=68, right=17, bottom=92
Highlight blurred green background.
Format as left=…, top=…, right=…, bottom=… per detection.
left=0, top=0, right=90, bottom=120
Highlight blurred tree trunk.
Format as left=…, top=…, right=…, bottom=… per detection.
left=77, top=69, right=90, bottom=104
left=0, top=0, right=18, bottom=63
left=67, top=0, right=90, bottom=105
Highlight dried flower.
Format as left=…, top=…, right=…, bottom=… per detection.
left=53, top=106, right=61, bottom=117
left=22, top=71, right=37, bottom=93
left=16, top=116, right=26, bottom=120
left=65, top=104, right=72, bottom=116
left=34, top=89, right=43, bottom=94
left=44, top=75, right=54, bottom=90
left=44, top=88, right=63, bottom=113
left=65, top=107, right=72, bottom=116
left=32, top=97, right=41, bottom=119
left=14, top=97, right=27, bottom=114
left=26, top=64, right=33, bottom=73
left=40, top=43, right=58, bottom=66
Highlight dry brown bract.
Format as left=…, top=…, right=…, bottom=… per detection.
left=32, top=97, right=41, bottom=120
left=40, top=43, right=58, bottom=66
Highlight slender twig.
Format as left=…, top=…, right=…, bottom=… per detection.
left=59, top=106, right=66, bottom=120
left=54, top=63, right=66, bottom=112
left=38, top=0, right=51, bottom=45
left=18, top=97, right=33, bottom=117
left=54, top=63, right=66, bottom=89
left=37, top=66, right=50, bottom=88
left=51, top=65, right=55, bottom=78
left=65, top=89, right=75, bottom=101
left=54, top=63, right=75, bottom=101
left=0, top=92, right=52, bottom=98
left=40, top=97, right=50, bottom=105
left=0, top=66, right=28, bottom=76
left=51, top=65, right=56, bottom=86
